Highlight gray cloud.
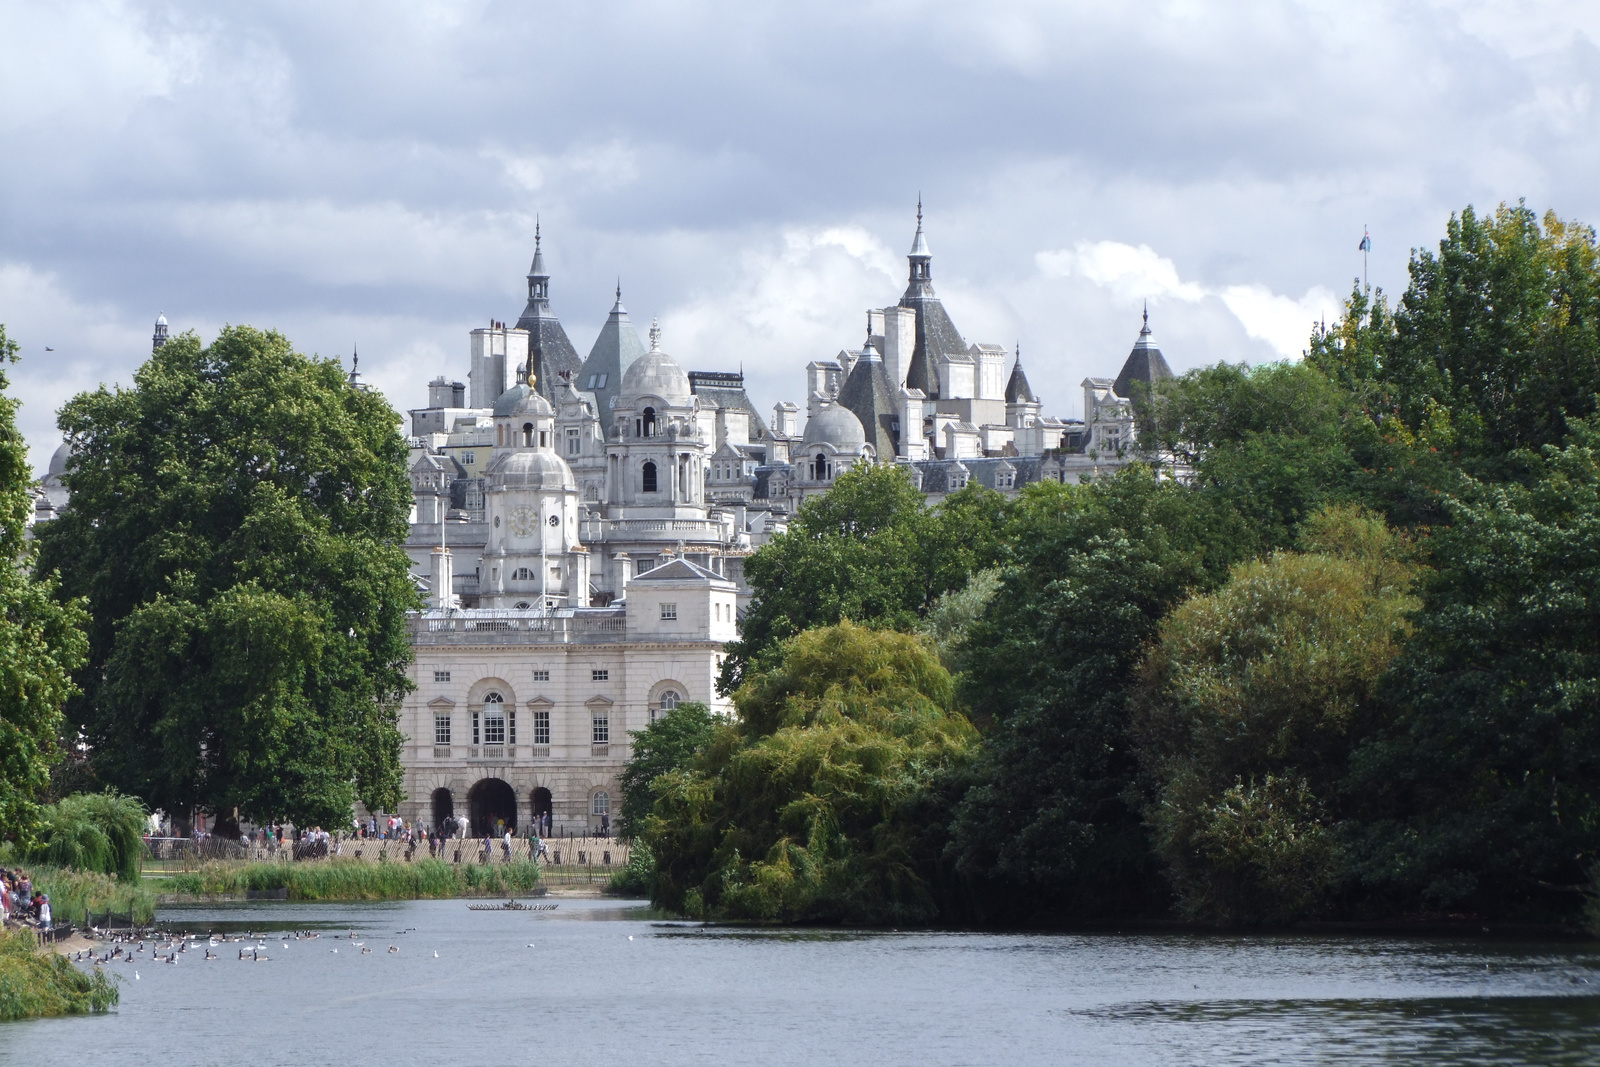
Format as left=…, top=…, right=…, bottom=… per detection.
left=3, top=0, right=1598, bottom=470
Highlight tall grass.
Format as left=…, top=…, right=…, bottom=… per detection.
left=0, top=930, right=118, bottom=1020
left=31, top=865, right=158, bottom=925
left=165, top=859, right=542, bottom=901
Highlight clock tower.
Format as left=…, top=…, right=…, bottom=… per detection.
left=479, top=362, right=590, bottom=608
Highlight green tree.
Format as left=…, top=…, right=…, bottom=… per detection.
left=648, top=622, right=976, bottom=923
left=1311, top=203, right=1600, bottom=475
left=616, top=701, right=716, bottom=839
left=0, top=326, right=89, bottom=850
left=35, top=326, right=416, bottom=833
left=1130, top=506, right=1421, bottom=923
left=26, top=791, right=147, bottom=880
left=1342, top=416, right=1600, bottom=920
left=719, top=464, right=1007, bottom=692
left=946, top=467, right=1248, bottom=921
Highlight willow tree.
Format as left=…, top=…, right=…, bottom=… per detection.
left=36, top=326, right=416, bottom=833
left=0, top=325, right=89, bottom=849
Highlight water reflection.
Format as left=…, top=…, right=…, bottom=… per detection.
left=0, top=898, right=1595, bottom=1067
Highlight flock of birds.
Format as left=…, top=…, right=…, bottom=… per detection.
left=71, top=927, right=431, bottom=978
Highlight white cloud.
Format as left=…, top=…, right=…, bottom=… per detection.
left=1037, top=239, right=1339, bottom=359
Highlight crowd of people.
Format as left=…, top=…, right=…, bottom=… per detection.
left=0, top=869, right=52, bottom=932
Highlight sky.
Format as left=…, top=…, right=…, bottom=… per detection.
left=4, top=0, right=1599, bottom=472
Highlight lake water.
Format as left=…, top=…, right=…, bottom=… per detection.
left=2, top=897, right=1598, bottom=1066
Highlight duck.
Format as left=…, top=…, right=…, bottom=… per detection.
left=387, top=945, right=398, bottom=954
left=204, top=949, right=218, bottom=961
left=361, top=946, right=372, bottom=954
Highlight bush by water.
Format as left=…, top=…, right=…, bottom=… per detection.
left=166, top=859, right=541, bottom=900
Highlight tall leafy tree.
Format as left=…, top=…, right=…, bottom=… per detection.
left=1311, top=203, right=1600, bottom=476
left=36, top=326, right=416, bottom=833
left=1130, top=506, right=1421, bottom=924
left=649, top=622, right=976, bottom=924
left=0, top=326, right=89, bottom=849
left=616, top=701, right=716, bottom=839
left=946, top=468, right=1248, bottom=921
left=1343, top=417, right=1600, bottom=920
left=719, top=463, right=1007, bottom=692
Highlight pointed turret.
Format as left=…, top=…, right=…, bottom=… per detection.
left=838, top=315, right=900, bottom=459
left=897, top=199, right=969, bottom=400
left=513, top=219, right=584, bottom=400
left=1112, top=304, right=1174, bottom=400
left=1004, top=344, right=1038, bottom=403
left=576, top=280, right=647, bottom=423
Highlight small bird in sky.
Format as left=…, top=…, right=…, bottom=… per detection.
left=44, top=346, right=53, bottom=351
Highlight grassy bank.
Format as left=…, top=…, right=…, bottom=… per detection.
left=165, top=859, right=542, bottom=901
left=32, top=866, right=157, bottom=926
left=0, top=930, right=118, bottom=1021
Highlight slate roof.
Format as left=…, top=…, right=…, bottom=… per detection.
left=899, top=212, right=970, bottom=400
left=578, top=287, right=647, bottom=422
left=513, top=232, right=585, bottom=400
left=629, top=557, right=732, bottom=584
left=689, top=370, right=772, bottom=439
left=913, top=455, right=1046, bottom=493
left=1005, top=355, right=1039, bottom=403
left=836, top=346, right=900, bottom=458
left=1112, top=313, right=1174, bottom=400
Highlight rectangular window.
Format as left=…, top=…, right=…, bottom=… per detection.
left=433, top=670, right=450, bottom=683
left=472, top=711, right=480, bottom=745
left=532, top=669, right=550, bottom=682
left=592, top=669, right=609, bottom=682
left=484, top=711, right=504, bottom=745
left=566, top=428, right=581, bottom=456
left=592, top=713, right=610, bottom=744
left=635, top=559, right=654, bottom=575
left=508, top=710, right=516, bottom=745
left=434, top=714, right=451, bottom=745
left=533, top=710, right=550, bottom=745
left=660, top=602, right=677, bottom=620
left=462, top=451, right=475, bottom=465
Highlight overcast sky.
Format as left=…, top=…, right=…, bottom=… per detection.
left=4, top=0, right=1599, bottom=472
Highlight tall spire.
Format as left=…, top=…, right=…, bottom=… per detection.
left=905, top=196, right=933, bottom=295
left=526, top=216, right=549, bottom=308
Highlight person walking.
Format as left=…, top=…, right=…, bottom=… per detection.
left=502, top=829, right=512, bottom=862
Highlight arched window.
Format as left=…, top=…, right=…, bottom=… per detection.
left=659, top=690, right=681, bottom=711
left=642, top=406, right=657, bottom=437
left=482, top=691, right=506, bottom=745
left=642, top=461, right=658, bottom=493
left=523, top=423, right=534, bottom=446
left=591, top=791, right=610, bottom=816
left=512, top=567, right=532, bottom=580
left=814, top=452, right=830, bottom=481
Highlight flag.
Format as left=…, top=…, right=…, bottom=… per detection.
left=1359, top=230, right=1372, bottom=252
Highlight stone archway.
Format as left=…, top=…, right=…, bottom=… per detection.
left=467, top=778, right=517, bottom=837
left=430, top=788, right=454, bottom=833
left=530, top=787, right=553, bottom=835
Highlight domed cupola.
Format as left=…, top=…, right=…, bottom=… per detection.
left=492, top=361, right=557, bottom=451
left=619, top=320, right=692, bottom=407
left=801, top=402, right=868, bottom=452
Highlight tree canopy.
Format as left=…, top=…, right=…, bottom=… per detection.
left=616, top=701, right=716, bottom=839
left=35, top=326, right=416, bottom=832
left=718, top=464, right=1006, bottom=692
left=0, top=325, right=89, bottom=850
left=647, top=622, right=976, bottom=924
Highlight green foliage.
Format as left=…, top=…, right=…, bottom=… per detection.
left=945, top=467, right=1247, bottom=921
left=35, top=326, right=417, bottom=830
left=165, top=858, right=541, bottom=899
left=30, top=864, right=156, bottom=925
left=1312, top=203, right=1600, bottom=474
left=719, top=464, right=1007, bottom=691
left=1342, top=416, right=1600, bottom=918
left=607, top=842, right=655, bottom=896
left=920, top=568, right=1002, bottom=674
left=0, top=930, right=118, bottom=1020
left=648, top=622, right=976, bottom=924
left=0, top=325, right=91, bottom=851
left=1131, top=506, right=1421, bottom=923
left=617, top=702, right=716, bottom=839
left=25, top=792, right=147, bottom=880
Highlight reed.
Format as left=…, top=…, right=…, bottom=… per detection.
left=165, top=859, right=542, bottom=900
left=0, top=930, right=118, bottom=1021
left=30, top=865, right=158, bottom=925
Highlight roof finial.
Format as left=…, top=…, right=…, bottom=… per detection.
left=535, top=215, right=541, bottom=250
left=649, top=318, right=661, bottom=351
left=352, top=344, right=358, bottom=372
left=616, top=278, right=622, bottom=301
left=917, top=193, right=922, bottom=227
left=1014, top=340, right=1020, bottom=366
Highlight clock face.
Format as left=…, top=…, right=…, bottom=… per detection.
left=508, top=505, right=537, bottom=537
